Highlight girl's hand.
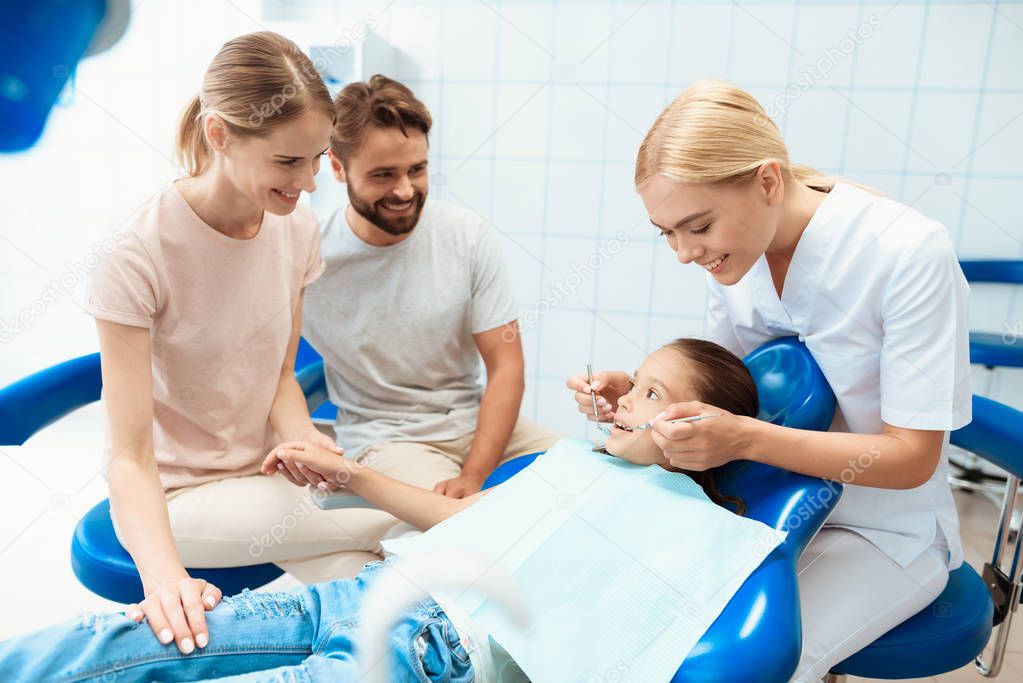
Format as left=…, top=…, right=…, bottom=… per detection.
left=649, top=401, right=755, bottom=470
left=263, top=429, right=345, bottom=490
left=124, top=576, right=222, bottom=655
left=565, top=370, right=633, bottom=421
left=262, top=441, right=351, bottom=489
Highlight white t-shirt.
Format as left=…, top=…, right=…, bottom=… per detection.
left=302, top=199, right=519, bottom=456
left=704, top=183, right=971, bottom=568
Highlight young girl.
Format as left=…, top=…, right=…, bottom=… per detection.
left=572, top=80, right=969, bottom=681
left=0, top=339, right=759, bottom=682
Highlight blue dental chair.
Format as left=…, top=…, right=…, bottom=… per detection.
left=0, top=342, right=330, bottom=603
left=485, top=337, right=842, bottom=682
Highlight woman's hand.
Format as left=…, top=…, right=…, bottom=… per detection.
left=649, top=401, right=756, bottom=470
left=565, top=370, right=633, bottom=421
left=125, top=576, right=222, bottom=654
left=265, top=428, right=345, bottom=490
left=262, top=440, right=353, bottom=490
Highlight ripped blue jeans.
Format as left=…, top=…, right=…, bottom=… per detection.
left=0, top=561, right=473, bottom=682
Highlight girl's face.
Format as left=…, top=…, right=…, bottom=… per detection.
left=604, top=346, right=698, bottom=466
left=637, top=173, right=781, bottom=286
left=215, top=109, right=334, bottom=215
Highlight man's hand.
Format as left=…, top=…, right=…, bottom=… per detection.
left=434, top=472, right=486, bottom=499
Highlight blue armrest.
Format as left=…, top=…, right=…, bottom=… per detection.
left=0, top=353, right=101, bottom=445
left=951, top=394, right=1023, bottom=479
left=959, top=260, right=1023, bottom=368
left=959, top=259, right=1023, bottom=285
left=968, top=332, right=1023, bottom=369
left=0, top=341, right=330, bottom=603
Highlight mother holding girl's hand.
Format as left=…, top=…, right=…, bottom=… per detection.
left=86, top=32, right=366, bottom=656
left=570, top=81, right=970, bottom=682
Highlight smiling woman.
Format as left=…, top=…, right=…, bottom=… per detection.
left=78, top=30, right=365, bottom=658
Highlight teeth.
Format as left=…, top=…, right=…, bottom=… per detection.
left=384, top=201, right=412, bottom=210
left=703, top=254, right=727, bottom=271
left=276, top=190, right=298, bottom=199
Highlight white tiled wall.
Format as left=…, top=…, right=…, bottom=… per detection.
left=2, top=0, right=1023, bottom=443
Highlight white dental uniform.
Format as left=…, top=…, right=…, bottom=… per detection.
left=703, top=182, right=971, bottom=680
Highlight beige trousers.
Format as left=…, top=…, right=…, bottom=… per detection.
left=154, top=416, right=558, bottom=584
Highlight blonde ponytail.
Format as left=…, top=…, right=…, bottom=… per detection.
left=175, top=94, right=210, bottom=177
left=636, top=80, right=881, bottom=196
left=789, top=164, right=835, bottom=193
left=172, top=31, right=335, bottom=178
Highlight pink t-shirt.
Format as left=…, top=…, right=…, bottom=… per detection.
left=87, top=184, right=326, bottom=491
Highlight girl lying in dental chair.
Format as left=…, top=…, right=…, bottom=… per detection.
left=0, top=339, right=766, bottom=683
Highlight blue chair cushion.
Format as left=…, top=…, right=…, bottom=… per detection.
left=969, top=331, right=1023, bottom=368
left=831, top=564, right=993, bottom=678
left=71, top=499, right=284, bottom=604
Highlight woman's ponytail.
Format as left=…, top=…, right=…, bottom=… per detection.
left=175, top=94, right=210, bottom=177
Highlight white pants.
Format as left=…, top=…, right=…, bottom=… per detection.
left=118, top=416, right=558, bottom=585
left=793, top=527, right=950, bottom=681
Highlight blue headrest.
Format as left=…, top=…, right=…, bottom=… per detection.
left=743, top=337, right=836, bottom=431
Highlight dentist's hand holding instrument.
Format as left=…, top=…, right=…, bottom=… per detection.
left=649, top=400, right=755, bottom=472
left=567, top=366, right=634, bottom=423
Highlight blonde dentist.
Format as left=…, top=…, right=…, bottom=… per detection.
left=571, top=80, right=970, bottom=681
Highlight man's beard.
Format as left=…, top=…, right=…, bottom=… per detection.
left=347, top=185, right=427, bottom=237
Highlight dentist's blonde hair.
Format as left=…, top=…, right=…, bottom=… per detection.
left=175, top=31, right=334, bottom=177
left=636, top=80, right=850, bottom=193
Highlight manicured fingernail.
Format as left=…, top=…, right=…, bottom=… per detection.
left=296, top=462, right=305, bottom=468
left=159, top=628, right=173, bottom=644
left=196, top=633, right=208, bottom=648
left=204, top=596, right=216, bottom=608
left=597, top=397, right=606, bottom=405
left=591, top=381, right=600, bottom=389
left=277, top=463, right=284, bottom=470
left=180, top=637, right=194, bottom=654
left=317, top=482, right=328, bottom=490
left=654, top=411, right=668, bottom=421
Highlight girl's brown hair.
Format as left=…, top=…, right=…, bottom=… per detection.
left=175, top=31, right=335, bottom=177
left=329, top=74, right=432, bottom=164
left=663, top=338, right=760, bottom=515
